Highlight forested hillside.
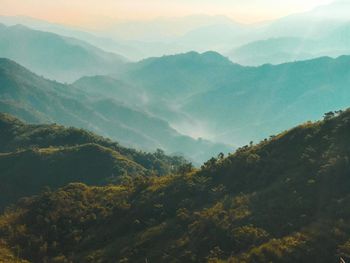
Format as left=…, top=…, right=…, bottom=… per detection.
left=1, top=108, right=350, bottom=262
left=0, top=113, right=187, bottom=210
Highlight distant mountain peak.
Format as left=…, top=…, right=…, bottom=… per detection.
left=200, top=51, right=233, bottom=64
left=139, top=51, right=232, bottom=67
left=0, top=23, right=126, bottom=82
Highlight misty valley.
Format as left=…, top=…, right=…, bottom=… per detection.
left=1, top=1, right=350, bottom=262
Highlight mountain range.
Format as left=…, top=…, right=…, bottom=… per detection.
left=80, top=51, right=350, bottom=147
left=0, top=23, right=126, bottom=82
left=0, top=57, right=231, bottom=163
left=3, top=42, right=350, bottom=161
left=1, top=106, right=350, bottom=262
left=2, top=1, right=350, bottom=64
left=1, top=2, right=350, bottom=262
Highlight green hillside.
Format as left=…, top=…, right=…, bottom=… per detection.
left=1, top=108, right=350, bottom=262
left=0, top=113, right=188, bottom=209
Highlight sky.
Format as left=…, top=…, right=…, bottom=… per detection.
left=1, top=0, right=335, bottom=28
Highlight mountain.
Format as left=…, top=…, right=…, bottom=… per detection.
left=227, top=29, right=350, bottom=66
left=1, top=108, right=350, bottom=262
left=224, top=1, right=350, bottom=65
left=0, top=112, right=189, bottom=209
left=72, top=52, right=350, bottom=148
left=74, top=51, right=238, bottom=133
left=0, top=15, right=251, bottom=60
left=119, top=51, right=236, bottom=100
left=73, top=75, right=142, bottom=107
left=0, top=58, right=230, bottom=163
left=178, top=55, right=350, bottom=144
left=227, top=37, right=318, bottom=65
left=3, top=2, right=350, bottom=62
left=258, top=1, right=350, bottom=40
left=0, top=23, right=126, bottom=82
left=72, top=51, right=350, bottom=150
left=323, top=22, right=350, bottom=49
left=0, top=15, right=143, bottom=61
left=88, top=51, right=241, bottom=138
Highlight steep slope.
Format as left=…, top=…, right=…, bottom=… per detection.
left=0, top=23, right=126, bottom=82
left=0, top=113, right=188, bottom=209
left=0, top=58, right=229, bottom=163
left=1, top=108, right=350, bottom=262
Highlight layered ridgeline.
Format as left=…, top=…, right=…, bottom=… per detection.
left=2, top=0, right=350, bottom=64
left=73, top=51, right=240, bottom=128
left=0, top=23, right=126, bottom=82
left=226, top=31, right=350, bottom=66
left=226, top=1, right=350, bottom=65
left=93, top=51, right=350, bottom=147
left=0, top=58, right=230, bottom=163
left=0, top=113, right=188, bottom=210
left=1, top=108, right=350, bottom=262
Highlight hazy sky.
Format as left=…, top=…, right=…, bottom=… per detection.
left=1, top=0, right=334, bottom=27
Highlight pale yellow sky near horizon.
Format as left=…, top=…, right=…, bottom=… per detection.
left=1, top=0, right=334, bottom=28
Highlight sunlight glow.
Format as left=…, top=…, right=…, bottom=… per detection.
left=1, top=0, right=335, bottom=28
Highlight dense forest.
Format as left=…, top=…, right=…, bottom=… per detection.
left=1, top=109, right=350, bottom=262
left=0, top=113, right=187, bottom=210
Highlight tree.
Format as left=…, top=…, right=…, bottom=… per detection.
left=323, top=111, right=335, bottom=120
left=178, top=163, right=194, bottom=175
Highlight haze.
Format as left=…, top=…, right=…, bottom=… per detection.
left=1, top=0, right=333, bottom=28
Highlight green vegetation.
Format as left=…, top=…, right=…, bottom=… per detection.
left=1, top=109, right=350, bottom=262
left=0, top=113, right=187, bottom=210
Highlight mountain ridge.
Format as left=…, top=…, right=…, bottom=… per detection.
left=0, top=23, right=126, bottom=82
left=0, top=60, right=231, bottom=163
left=0, top=112, right=189, bottom=209
left=1, top=107, right=350, bottom=262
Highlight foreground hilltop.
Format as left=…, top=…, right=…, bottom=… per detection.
left=0, top=113, right=187, bottom=209
left=1, top=108, right=350, bottom=262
